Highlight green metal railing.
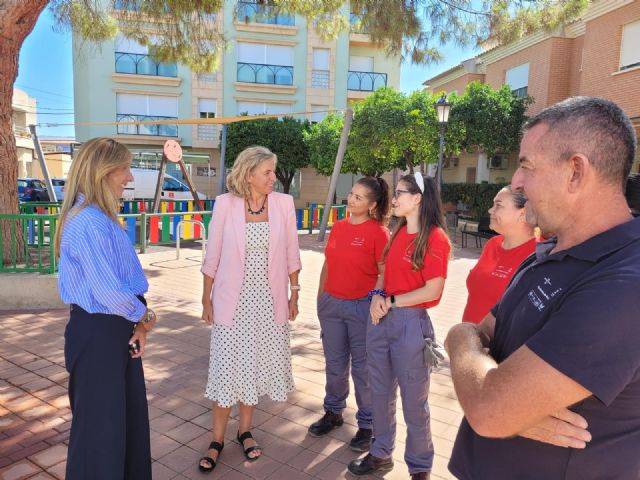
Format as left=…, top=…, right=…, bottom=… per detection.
left=0, top=214, right=58, bottom=273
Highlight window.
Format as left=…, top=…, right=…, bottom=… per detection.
left=238, top=42, right=294, bottom=66
left=349, top=55, right=373, bottom=72
left=114, top=34, right=176, bottom=76
left=620, top=20, right=640, bottom=70
left=237, top=42, right=294, bottom=85
left=197, top=73, right=216, bottom=83
left=312, top=49, right=330, bottom=88
left=237, top=101, right=292, bottom=116
left=310, top=105, right=328, bottom=123
left=505, top=63, right=529, bottom=98
left=116, top=93, right=178, bottom=136
left=198, top=99, right=216, bottom=140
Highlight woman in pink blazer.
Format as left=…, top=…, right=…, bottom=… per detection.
left=198, top=146, right=302, bottom=473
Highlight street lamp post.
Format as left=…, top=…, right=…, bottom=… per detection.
left=435, top=93, right=451, bottom=191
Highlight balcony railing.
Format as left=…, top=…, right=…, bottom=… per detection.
left=116, top=114, right=178, bottom=137
left=347, top=71, right=387, bottom=91
left=237, top=2, right=295, bottom=26
left=349, top=13, right=369, bottom=34
left=237, top=62, right=293, bottom=85
left=115, top=52, right=177, bottom=77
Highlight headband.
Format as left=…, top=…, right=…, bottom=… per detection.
left=414, top=172, right=424, bottom=193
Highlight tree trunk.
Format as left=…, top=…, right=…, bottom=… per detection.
left=0, top=1, right=48, bottom=265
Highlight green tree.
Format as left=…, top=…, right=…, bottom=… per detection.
left=348, top=88, right=443, bottom=176
left=225, top=116, right=309, bottom=194
left=0, top=0, right=592, bottom=263
left=447, top=81, right=533, bottom=157
left=304, top=113, right=357, bottom=177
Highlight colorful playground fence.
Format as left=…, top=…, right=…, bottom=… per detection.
left=4, top=201, right=348, bottom=273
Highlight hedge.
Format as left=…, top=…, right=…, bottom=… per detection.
left=441, top=182, right=508, bottom=220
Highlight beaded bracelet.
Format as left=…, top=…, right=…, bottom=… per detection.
left=367, top=289, right=387, bottom=302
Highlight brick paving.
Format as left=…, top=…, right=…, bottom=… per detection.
left=0, top=233, right=481, bottom=480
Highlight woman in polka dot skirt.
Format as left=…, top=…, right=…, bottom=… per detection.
left=198, top=146, right=302, bottom=473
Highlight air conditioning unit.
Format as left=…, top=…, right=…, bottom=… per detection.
left=488, top=155, right=507, bottom=170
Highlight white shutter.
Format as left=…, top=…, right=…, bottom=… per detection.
left=620, top=20, right=640, bottom=69
left=266, top=45, right=294, bottom=66
left=198, top=98, right=216, bottom=114
left=238, top=42, right=265, bottom=64
left=116, top=93, right=147, bottom=115
left=313, top=49, right=330, bottom=70
left=115, top=34, right=147, bottom=54
left=505, top=63, right=529, bottom=90
left=148, top=96, right=177, bottom=117
left=265, top=103, right=291, bottom=115
left=310, top=105, right=328, bottom=122
left=237, top=101, right=265, bottom=115
left=349, top=55, right=373, bottom=72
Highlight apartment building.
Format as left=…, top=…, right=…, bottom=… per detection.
left=424, top=0, right=640, bottom=184
left=12, top=88, right=37, bottom=178
left=72, top=1, right=400, bottom=205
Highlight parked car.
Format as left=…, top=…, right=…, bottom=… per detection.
left=51, top=178, right=66, bottom=201
left=123, top=168, right=206, bottom=200
left=18, top=178, right=50, bottom=202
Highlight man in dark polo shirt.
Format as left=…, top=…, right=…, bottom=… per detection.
left=445, top=96, right=640, bottom=480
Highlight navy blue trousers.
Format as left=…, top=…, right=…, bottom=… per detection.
left=64, top=305, right=151, bottom=480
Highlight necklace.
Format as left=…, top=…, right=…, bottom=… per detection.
left=247, top=195, right=267, bottom=215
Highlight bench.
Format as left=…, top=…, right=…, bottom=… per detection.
left=461, top=216, right=498, bottom=248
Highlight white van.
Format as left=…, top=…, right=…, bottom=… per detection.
left=123, top=168, right=206, bottom=200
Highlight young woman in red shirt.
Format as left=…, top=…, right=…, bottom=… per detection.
left=348, top=173, right=451, bottom=480
left=308, top=177, right=390, bottom=452
left=462, top=186, right=536, bottom=324
left=309, top=177, right=389, bottom=452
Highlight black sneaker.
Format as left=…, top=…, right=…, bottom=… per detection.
left=308, top=411, right=343, bottom=437
left=348, top=428, right=372, bottom=452
left=347, top=453, right=394, bottom=476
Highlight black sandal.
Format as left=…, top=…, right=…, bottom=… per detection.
left=198, top=440, right=224, bottom=473
left=237, top=431, right=262, bottom=461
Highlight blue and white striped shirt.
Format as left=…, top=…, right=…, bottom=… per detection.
left=58, top=194, right=148, bottom=322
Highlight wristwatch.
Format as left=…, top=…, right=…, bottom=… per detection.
left=142, top=308, right=156, bottom=330
left=389, top=295, right=396, bottom=308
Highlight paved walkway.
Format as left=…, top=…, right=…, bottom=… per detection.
left=0, top=234, right=481, bottom=480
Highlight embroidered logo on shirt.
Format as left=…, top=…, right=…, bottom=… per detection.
left=350, top=236, right=365, bottom=247
left=528, top=277, right=563, bottom=311
left=528, top=291, right=545, bottom=311
left=491, top=265, right=513, bottom=279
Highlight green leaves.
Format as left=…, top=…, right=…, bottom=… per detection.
left=225, top=116, right=310, bottom=194
left=447, top=81, right=532, bottom=157
left=50, top=0, right=591, bottom=69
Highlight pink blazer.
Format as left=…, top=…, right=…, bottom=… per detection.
left=201, top=192, right=302, bottom=327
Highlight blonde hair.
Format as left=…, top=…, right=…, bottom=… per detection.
left=226, top=146, right=277, bottom=199
left=54, top=137, right=132, bottom=256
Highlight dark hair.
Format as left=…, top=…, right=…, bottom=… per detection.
left=524, top=96, right=636, bottom=189
left=502, top=185, right=526, bottom=209
left=355, top=176, right=390, bottom=223
left=383, top=174, right=449, bottom=271
left=626, top=173, right=640, bottom=217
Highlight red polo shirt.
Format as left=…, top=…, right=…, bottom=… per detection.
left=324, top=219, right=390, bottom=299
left=384, top=225, right=450, bottom=309
left=462, top=235, right=536, bottom=323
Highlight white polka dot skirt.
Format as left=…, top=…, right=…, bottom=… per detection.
left=205, top=222, right=295, bottom=407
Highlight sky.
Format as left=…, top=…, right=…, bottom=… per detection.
left=16, top=6, right=477, bottom=140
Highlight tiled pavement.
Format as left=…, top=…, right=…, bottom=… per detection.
left=0, top=233, right=481, bottom=480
